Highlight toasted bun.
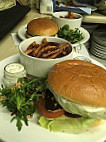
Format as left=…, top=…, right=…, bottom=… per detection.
left=48, top=60, right=106, bottom=107
left=90, top=120, right=106, bottom=127
left=27, top=18, right=58, bottom=36
left=26, top=33, right=32, bottom=38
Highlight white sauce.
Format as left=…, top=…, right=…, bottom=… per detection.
left=3, top=63, right=26, bottom=88
left=5, top=63, right=24, bottom=73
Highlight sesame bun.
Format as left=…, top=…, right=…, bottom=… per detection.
left=48, top=60, right=106, bottom=107
left=26, top=18, right=58, bottom=37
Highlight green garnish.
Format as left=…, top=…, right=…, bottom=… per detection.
left=0, top=76, right=47, bottom=131
left=57, top=25, right=84, bottom=44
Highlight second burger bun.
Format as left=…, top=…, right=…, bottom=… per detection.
left=48, top=60, right=106, bottom=107
left=26, top=18, right=58, bottom=37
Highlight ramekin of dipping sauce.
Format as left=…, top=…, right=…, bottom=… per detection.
left=3, top=63, right=26, bottom=88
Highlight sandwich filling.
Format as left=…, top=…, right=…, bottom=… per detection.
left=38, top=89, right=102, bottom=132
left=38, top=60, right=106, bottom=132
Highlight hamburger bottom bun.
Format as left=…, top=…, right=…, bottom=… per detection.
left=91, top=120, right=106, bottom=127
left=26, top=18, right=58, bottom=37
left=26, top=32, right=32, bottom=38
left=48, top=60, right=106, bottom=107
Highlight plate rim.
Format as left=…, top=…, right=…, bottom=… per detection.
left=0, top=53, right=106, bottom=142
left=17, top=24, right=27, bottom=40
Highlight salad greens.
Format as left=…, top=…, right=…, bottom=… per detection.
left=0, top=77, right=47, bottom=131
left=0, top=76, right=103, bottom=132
left=57, top=25, right=84, bottom=44
left=39, top=115, right=97, bottom=132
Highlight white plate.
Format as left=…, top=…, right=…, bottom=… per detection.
left=91, top=45, right=106, bottom=55
left=92, top=40, right=106, bottom=49
left=0, top=53, right=106, bottom=142
left=17, top=24, right=27, bottom=40
left=90, top=48, right=106, bottom=59
left=92, top=46, right=106, bottom=55
left=17, top=25, right=90, bottom=47
left=91, top=45, right=106, bottom=54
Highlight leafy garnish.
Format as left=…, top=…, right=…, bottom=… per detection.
left=0, top=77, right=47, bottom=131
left=57, top=25, right=84, bottom=43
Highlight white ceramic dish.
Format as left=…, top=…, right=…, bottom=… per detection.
left=18, top=36, right=74, bottom=77
left=17, top=25, right=90, bottom=47
left=91, top=45, right=106, bottom=54
left=92, top=40, right=106, bottom=51
left=52, top=11, right=83, bottom=29
left=0, top=53, right=106, bottom=142
left=17, top=24, right=27, bottom=40
left=91, top=40, right=106, bottom=55
left=90, top=48, right=106, bottom=59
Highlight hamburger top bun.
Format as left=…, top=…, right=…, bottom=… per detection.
left=27, top=18, right=58, bottom=36
left=48, top=60, right=106, bottom=107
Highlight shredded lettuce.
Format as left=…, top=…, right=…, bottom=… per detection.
left=39, top=115, right=97, bottom=132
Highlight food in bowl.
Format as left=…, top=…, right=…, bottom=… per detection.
left=57, top=25, right=84, bottom=44
left=60, top=11, right=80, bottom=19
left=19, top=36, right=74, bottom=77
left=26, top=18, right=58, bottom=38
left=52, top=11, right=82, bottom=29
left=24, top=38, right=72, bottom=59
left=56, top=0, right=81, bottom=7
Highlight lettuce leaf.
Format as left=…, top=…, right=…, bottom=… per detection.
left=48, top=86, right=106, bottom=120
left=39, top=115, right=97, bottom=132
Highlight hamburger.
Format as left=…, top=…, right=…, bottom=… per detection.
left=38, top=60, right=106, bottom=132
left=26, top=18, right=58, bottom=38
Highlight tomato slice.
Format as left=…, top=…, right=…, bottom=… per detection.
left=37, top=97, right=65, bottom=118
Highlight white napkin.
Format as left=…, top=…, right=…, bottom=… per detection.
left=59, top=4, right=91, bottom=15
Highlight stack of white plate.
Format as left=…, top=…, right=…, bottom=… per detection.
left=82, top=23, right=99, bottom=49
left=82, top=23, right=99, bottom=34
left=90, top=29, right=106, bottom=59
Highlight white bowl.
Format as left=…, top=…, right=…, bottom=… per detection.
left=52, top=11, right=83, bottom=29
left=19, top=36, right=74, bottom=77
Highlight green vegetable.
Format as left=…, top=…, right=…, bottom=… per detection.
left=57, top=25, right=84, bottom=43
left=39, top=115, right=97, bottom=132
left=0, top=76, right=47, bottom=131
